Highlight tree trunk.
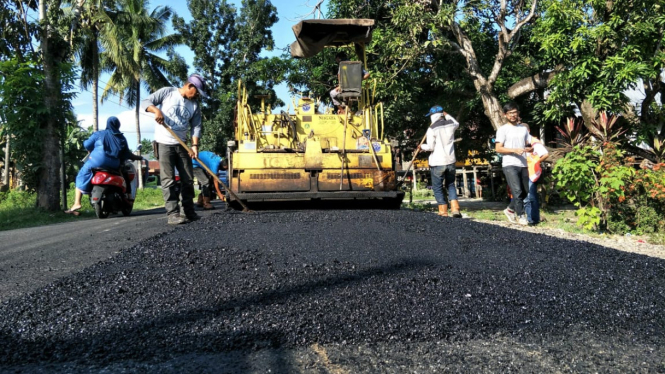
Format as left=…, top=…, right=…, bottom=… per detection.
left=135, top=79, right=143, bottom=190
left=1, top=135, right=9, bottom=192
left=579, top=100, right=600, bottom=135
left=92, top=35, right=99, bottom=132
left=39, top=0, right=65, bottom=211
left=477, top=85, right=506, bottom=130
left=507, top=66, right=562, bottom=99
left=445, top=0, right=538, bottom=132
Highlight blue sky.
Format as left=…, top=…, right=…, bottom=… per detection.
left=73, top=0, right=327, bottom=150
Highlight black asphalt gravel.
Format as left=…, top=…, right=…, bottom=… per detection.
left=0, top=209, right=663, bottom=373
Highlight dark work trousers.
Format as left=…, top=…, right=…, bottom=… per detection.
left=158, top=143, right=196, bottom=217
left=503, top=165, right=529, bottom=217
left=193, top=167, right=212, bottom=198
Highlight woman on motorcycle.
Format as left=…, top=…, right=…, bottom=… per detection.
left=65, top=116, right=142, bottom=215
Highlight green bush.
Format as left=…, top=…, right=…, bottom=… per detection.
left=635, top=205, right=661, bottom=235
left=0, top=189, right=36, bottom=209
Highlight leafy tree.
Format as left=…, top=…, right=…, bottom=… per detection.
left=173, top=0, right=238, bottom=153
left=0, top=58, right=77, bottom=197
left=63, top=121, right=93, bottom=187
left=139, top=138, right=154, bottom=159
left=533, top=0, right=665, bottom=161
left=174, top=0, right=283, bottom=154
left=37, top=0, right=78, bottom=210
left=65, top=0, right=112, bottom=132
left=310, top=0, right=549, bottom=133
left=0, top=1, right=75, bottom=209
left=0, top=0, right=37, bottom=62
left=534, top=0, right=664, bottom=120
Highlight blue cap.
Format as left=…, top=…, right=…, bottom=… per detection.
left=187, top=73, right=208, bottom=99
left=425, top=105, right=444, bottom=117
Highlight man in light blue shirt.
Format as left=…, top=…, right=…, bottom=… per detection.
left=141, top=73, right=207, bottom=225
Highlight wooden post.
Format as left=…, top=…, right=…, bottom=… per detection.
left=490, top=166, right=496, bottom=200
left=472, top=166, right=478, bottom=198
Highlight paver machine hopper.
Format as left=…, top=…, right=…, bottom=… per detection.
left=226, top=19, right=404, bottom=209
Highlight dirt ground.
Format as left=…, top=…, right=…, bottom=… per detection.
left=455, top=198, right=665, bottom=260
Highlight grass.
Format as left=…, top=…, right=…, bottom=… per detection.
left=0, top=187, right=165, bottom=231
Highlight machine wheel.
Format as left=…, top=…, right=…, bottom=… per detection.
left=94, top=201, right=109, bottom=219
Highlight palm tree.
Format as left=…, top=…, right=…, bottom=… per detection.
left=100, top=0, right=183, bottom=189
left=70, top=0, right=107, bottom=132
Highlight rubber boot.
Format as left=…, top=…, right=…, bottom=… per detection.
left=438, top=204, right=448, bottom=217
left=196, top=193, right=204, bottom=208
left=203, top=196, right=215, bottom=210
left=450, top=200, right=462, bottom=218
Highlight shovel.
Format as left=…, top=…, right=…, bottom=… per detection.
left=396, top=132, right=428, bottom=188
left=158, top=123, right=252, bottom=212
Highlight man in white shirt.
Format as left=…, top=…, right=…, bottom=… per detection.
left=141, top=73, right=207, bottom=225
left=418, top=105, right=462, bottom=217
left=495, top=102, right=532, bottom=225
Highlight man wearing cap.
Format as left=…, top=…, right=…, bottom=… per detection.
left=141, top=73, right=208, bottom=225
left=417, top=105, right=462, bottom=218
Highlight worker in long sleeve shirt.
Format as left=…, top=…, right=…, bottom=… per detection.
left=417, top=105, right=462, bottom=217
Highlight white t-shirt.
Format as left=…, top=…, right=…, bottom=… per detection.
left=420, top=114, right=459, bottom=166
left=140, top=87, right=202, bottom=145
left=495, top=123, right=531, bottom=167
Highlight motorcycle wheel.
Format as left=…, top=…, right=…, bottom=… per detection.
left=121, top=203, right=133, bottom=216
left=94, top=201, right=109, bottom=219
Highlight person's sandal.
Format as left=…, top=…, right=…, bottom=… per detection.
left=64, top=208, right=81, bottom=216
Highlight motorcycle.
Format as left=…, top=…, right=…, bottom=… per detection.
left=90, top=160, right=138, bottom=219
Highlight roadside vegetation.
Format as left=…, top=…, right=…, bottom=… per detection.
left=404, top=200, right=665, bottom=246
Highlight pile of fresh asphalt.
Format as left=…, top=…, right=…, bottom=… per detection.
left=1, top=209, right=663, bottom=372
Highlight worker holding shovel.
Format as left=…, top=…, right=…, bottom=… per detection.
left=141, top=73, right=207, bottom=225
left=417, top=105, right=462, bottom=218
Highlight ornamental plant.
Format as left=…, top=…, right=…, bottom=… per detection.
left=554, top=117, right=589, bottom=152
left=553, top=142, right=634, bottom=231
left=621, top=163, right=665, bottom=234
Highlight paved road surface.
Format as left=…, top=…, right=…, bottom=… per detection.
left=0, top=202, right=224, bottom=302
left=0, top=201, right=662, bottom=373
